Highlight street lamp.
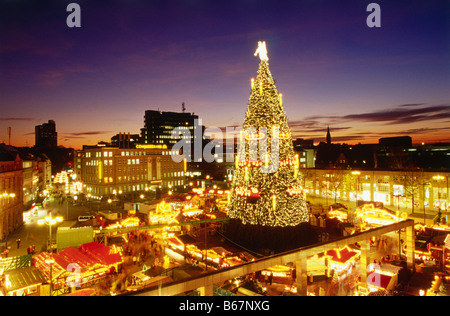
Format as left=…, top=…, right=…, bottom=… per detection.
left=44, top=257, right=55, bottom=296
left=38, top=212, right=63, bottom=252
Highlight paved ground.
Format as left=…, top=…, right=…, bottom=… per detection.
left=1, top=196, right=93, bottom=258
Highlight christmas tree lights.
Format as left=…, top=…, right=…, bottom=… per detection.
left=226, top=42, right=317, bottom=252
left=227, top=42, right=311, bottom=230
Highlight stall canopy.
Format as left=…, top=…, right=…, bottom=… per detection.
left=33, top=241, right=123, bottom=281
left=324, top=246, right=360, bottom=265
left=4, top=267, right=47, bottom=293
left=80, top=241, right=122, bottom=266
left=0, top=254, right=32, bottom=272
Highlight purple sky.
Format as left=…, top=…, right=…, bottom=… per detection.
left=1, top=0, right=449, bottom=149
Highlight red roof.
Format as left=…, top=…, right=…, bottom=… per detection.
left=325, top=247, right=359, bottom=264
left=67, top=289, right=98, bottom=296
left=54, top=246, right=98, bottom=271
left=34, top=242, right=122, bottom=280
left=80, top=241, right=122, bottom=266
left=367, top=273, right=393, bottom=289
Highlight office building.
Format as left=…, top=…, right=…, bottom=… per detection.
left=79, top=144, right=185, bottom=197
left=35, top=120, right=57, bottom=149
left=140, top=110, right=204, bottom=162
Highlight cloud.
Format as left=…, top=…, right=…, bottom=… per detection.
left=305, top=104, right=450, bottom=125
left=0, top=24, right=74, bottom=58
left=0, top=117, right=34, bottom=121
left=288, top=122, right=351, bottom=134
left=64, top=131, right=112, bottom=137
left=397, top=103, right=427, bottom=107
left=394, top=126, right=450, bottom=135
left=36, top=65, right=93, bottom=87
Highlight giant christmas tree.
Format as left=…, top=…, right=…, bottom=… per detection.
left=226, top=42, right=316, bottom=252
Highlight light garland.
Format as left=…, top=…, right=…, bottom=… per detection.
left=244, top=132, right=266, bottom=141
left=279, top=158, right=296, bottom=167
left=238, top=160, right=264, bottom=167
left=286, top=185, right=303, bottom=196
left=234, top=186, right=260, bottom=198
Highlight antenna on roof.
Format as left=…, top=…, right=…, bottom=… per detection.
left=182, top=102, right=186, bottom=113
left=7, top=127, right=11, bottom=145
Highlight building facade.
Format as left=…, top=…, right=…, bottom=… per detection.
left=293, top=138, right=316, bottom=169
left=79, top=145, right=186, bottom=197
left=17, top=149, right=52, bottom=207
left=301, top=168, right=450, bottom=213
left=0, top=147, right=23, bottom=240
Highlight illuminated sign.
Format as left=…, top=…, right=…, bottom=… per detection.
left=238, top=160, right=263, bottom=167
left=98, top=160, right=102, bottom=180
left=136, top=144, right=168, bottom=149
left=235, top=186, right=260, bottom=198
left=279, top=159, right=296, bottom=167
left=286, top=185, right=303, bottom=196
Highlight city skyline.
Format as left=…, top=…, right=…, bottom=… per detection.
left=1, top=0, right=449, bottom=150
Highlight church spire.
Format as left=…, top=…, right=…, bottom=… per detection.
left=326, top=125, right=331, bottom=145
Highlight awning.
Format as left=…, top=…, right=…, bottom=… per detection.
left=4, top=267, right=47, bottom=292
left=34, top=242, right=123, bottom=281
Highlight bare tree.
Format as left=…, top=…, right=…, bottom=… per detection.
left=327, top=168, right=345, bottom=204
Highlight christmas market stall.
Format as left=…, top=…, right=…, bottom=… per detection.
left=261, top=264, right=293, bottom=283
left=126, top=271, right=173, bottom=293
left=325, top=245, right=360, bottom=278
left=366, top=263, right=402, bottom=293
left=414, top=224, right=450, bottom=266
left=0, top=266, right=47, bottom=296
left=33, top=241, right=123, bottom=295
left=352, top=203, right=406, bottom=228
left=66, top=288, right=98, bottom=296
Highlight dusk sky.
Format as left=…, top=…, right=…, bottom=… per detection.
left=1, top=0, right=449, bottom=150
